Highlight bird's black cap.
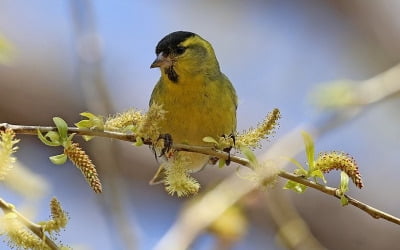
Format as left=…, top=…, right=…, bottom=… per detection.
left=155, top=31, right=195, bottom=55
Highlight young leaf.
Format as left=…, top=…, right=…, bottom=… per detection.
left=294, top=168, right=308, bottom=177
left=67, top=133, right=75, bottom=142
left=49, top=153, right=68, bottom=165
left=76, top=112, right=104, bottom=130
left=310, top=169, right=327, bottom=183
left=82, top=135, right=94, bottom=141
left=340, top=196, right=349, bottom=206
left=284, top=180, right=307, bottom=193
left=340, top=171, right=349, bottom=193
left=45, top=131, right=61, bottom=144
left=37, top=129, right=61, bottom=147
left=135, top=137, right=143, bottom=146
left=301, top=131, right=315, bottom=171
left=336, top=172, right=350, bottom=206
left=75, top=120, right=92, bottom=129
left=80, top=112, right=98, bottom=120
left=202, top=136, right=219, bottom=145
left=53, top=117, right=68, bottom=140
left=123, top=124, right=136, bottom=133
left=218, top=158, right=226, bottom=168
left=241, top=147, right=258, bottom=167
left=288, top=158, right=307, bottom=173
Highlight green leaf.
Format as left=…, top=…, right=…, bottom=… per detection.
left=283, top=180, right=296, bottom=189
left=80, top=112, right=98, bottom=120
left=49, top=153, right=67, bottom=165
left=135, top=137, right=143, bottom=146
left=289, top=158, right=307, bottom=173
left=202, top=136, right=219, bottom=145
left=67, top=133, right=75, bottom=142
left=310, top=169, right=327, bottom=183
left=336, top=172, right=350, bottom=206
left=340, top=195, right=349, bottom=206
left=241, top=147, right=258, bottom=167
left=284, top=180, right=307, bottom=193
left=123, top=124, right=136, bottom=133
left=82, top=135, right=94, bottom=141
left=294, top=168, right=308, bottom=177
left=75, top=112, right=104, bottom=130
left=75, top=120, right=92, bottom=128
left=340, top=171, right=349, bottom=193
left=53, top=117, right=68, bottom=140
left=45, top=131, right=61, bottom=144
left=37, top=129, right=61, bottom=146
left=62, top=133, right=76, bottom=147
left=218, top=158, right=226, bottom=168
left=301, top=131, right=315, bottom=171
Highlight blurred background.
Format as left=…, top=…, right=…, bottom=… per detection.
left=0, top=0, right=399, bottom=249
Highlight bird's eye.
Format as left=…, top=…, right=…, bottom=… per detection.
left=175, top=46, right=186, bottom=55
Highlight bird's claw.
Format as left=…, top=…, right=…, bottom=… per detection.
left=229, top=133, right=236, bottom=146
left=223, top=147, right=232, bottom=165
left=221, top=133, right=235, bottom=166
left=157, top=133, right=173, bottom=157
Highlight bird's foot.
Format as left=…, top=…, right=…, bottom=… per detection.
left=157, top=133, right=173, bottom=158
left=209, top=156, right=219, bottom=165
left=223, top=147, right=232, bottom=165
left=221, top=133, right=236, bottom=165
left=149, top=164, right=166, bottom=185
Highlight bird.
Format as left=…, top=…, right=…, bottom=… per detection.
left=149, top=31, right=237, bottom=174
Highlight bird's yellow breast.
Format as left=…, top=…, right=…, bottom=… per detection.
left=151, top=75, right=236, bottom=146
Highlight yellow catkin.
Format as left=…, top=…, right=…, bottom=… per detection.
left=236, top=108, right=280, bottom=149
left=0, top=129, right=19, bottom=180
left=315, top=151, right=363, bottom=188
left=104, top=108, right=144, bottom=131
left=40, top=197, right=68, bottom=232
left=208, top=205, right=248, bottom=242
left=136, top=103, right=167, bottom=142
left=64, top=143, right=102, bottom=193
left=4, top=215, right=50, bottom=250
left=164, top=156, right=200, bottom=197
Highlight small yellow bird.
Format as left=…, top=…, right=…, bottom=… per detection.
left=150, top=31, right=237, bottom=172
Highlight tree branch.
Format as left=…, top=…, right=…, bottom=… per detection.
left=1, top=122, right=399, bottom=226
left=0, top=198, right=60, bottom=250
left=278, top=171, right=400, bottom=225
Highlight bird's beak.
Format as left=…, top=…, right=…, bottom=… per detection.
left=150, top=53, right=172, bottom=69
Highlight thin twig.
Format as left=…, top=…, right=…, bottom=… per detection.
left=1, top=122, right=399, bottom=226
left=278, top=171, right=400, bottom=225
left=0, top=123, right=138, bottom=142
left=0, top=198, right=60, bottom=250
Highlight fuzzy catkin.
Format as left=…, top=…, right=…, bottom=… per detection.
left=64, top=143, right=102, bottom=193
left=315, top=151, right=363, bottom=189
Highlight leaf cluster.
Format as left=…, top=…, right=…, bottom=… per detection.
left=284, top=132, right=361, bottom=206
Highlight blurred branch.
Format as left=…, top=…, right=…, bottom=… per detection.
left=69, top=0, right=139, bottom=248
left=0, top=198, right=59, bottom=250
left=265, top=190, right=327, bottom=250
left=355, top=64, right=400, bottom=105
left=312, top=63, right=400, bottom=109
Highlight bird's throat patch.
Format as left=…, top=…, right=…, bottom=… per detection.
left=165, top=66, right=179, bottom=83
